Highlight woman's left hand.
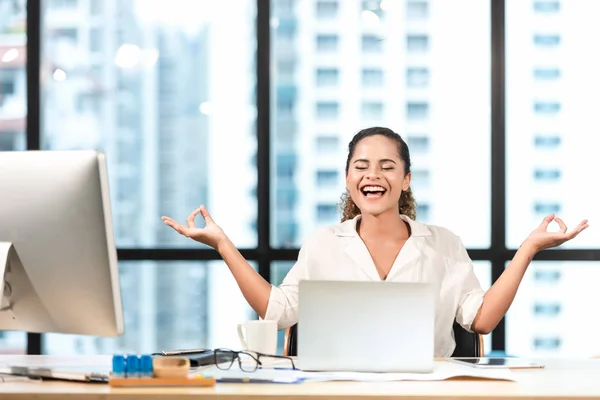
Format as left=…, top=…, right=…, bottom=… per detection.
left=522, top=214, right=589, bottom=253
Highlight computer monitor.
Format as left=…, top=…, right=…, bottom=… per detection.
left=0, top=150, right=124, bottom=337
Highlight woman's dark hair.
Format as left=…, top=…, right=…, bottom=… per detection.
left=340, top=127, right=417, bottom=221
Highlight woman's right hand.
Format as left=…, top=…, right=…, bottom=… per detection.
left=161, top=205, right=227, bottom=250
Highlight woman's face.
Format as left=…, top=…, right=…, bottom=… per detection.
left=346, top=135, right=411, bottom=217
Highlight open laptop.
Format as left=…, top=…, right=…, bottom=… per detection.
left=297, top=280, right=435, bottom=373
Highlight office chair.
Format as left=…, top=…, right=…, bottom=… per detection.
left=283, top=321, right=484, bottom=357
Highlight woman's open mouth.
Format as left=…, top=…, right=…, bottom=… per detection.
left=361, top=185, right=387, bottom=199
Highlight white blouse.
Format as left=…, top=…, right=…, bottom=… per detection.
left=264, top=214, right=485, bottom=357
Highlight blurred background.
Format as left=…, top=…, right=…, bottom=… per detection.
left=0, top=0, right=598, bottom=358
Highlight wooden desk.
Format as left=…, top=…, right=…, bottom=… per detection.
left=1, top=355, right=600, bottom=400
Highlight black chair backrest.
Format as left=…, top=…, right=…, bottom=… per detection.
left=285, top=321, right=480, bottom=358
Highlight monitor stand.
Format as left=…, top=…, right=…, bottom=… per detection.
left=0, top=242, right=55, bottom=332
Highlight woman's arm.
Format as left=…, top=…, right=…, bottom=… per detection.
left=471, top=214, right=588, bottom=334
left=162, top=206, right=272, bottom=317
left=216, top=238, right=272, bottom=318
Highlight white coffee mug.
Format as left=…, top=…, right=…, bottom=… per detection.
left=237, top=320, right=277, bottom=354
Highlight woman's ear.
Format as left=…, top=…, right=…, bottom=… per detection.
left=402, top=172, right=412, bottom=191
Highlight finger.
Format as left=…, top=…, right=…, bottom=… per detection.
left=163, top=219, right=185, bottom=234
left=538, top=214, right=555, bottom=230
left=565, top=221, right=589, bottom=240
left=199, top=205, right=214, bottom=224
left=186, top=208, right=202, bottom=228
left=554, top=217, right=567, bottom=234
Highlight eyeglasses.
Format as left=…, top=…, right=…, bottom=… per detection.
left=213, top=348, right=296, bottom=372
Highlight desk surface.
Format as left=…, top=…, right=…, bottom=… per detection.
left=1, top=355, right=600, bottom=400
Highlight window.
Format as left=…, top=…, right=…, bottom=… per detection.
left=273, top=0, right=491, bottom=251
left=315, top=135, right=339, bottom=153
left=406, top=68, right=429, bottom=88
left=44, top=261, right=255, bottom=355
left=362, top=35, right=382, bottom=53
left=533, top=34, right=560, bottom=47
left=507, top=262, right=600, bottom=357
left=534, top=269, right=561, bottom=283
left=406, top=1, right=429, bottom=19
left=534, top=203, right=561, bottom=214
left=90, top=0, right=102, bottom=15
left=316, top=34, right=338, bottom=52
left=411, top=169, right=430, bottom=188
left=533, top=68, right=560, bottom=80
left=533, top=1, right=560, bottom=13
left=316, top=170, right=339, bottom=187
left=406, top=136, right=430, bottom=153
left=316, top=102, right=339, bottom=120
left=51, top=0, right=78, bottom=9
left=316, top=0, right=338, bottom=19
left=89, top=27, right=101, bottom=52
left=361, top=101, right=383, bottom=119
left=534, top=135, right=561, bottom=148
left=406, top=102, right=429, bottom=120
left=316, top=204, right=338, bottom=220
left=533, top=303, right=561, bottom=317
left=406, top=34, right=429, bottom=52
left=416, top=203, right=430, bottom=221
left=277, top=153, right=296, bottom=182
left=362, top=68, right=383, bottom=87
left=534, top=169, right=560, bottom=181
left=533, top=337, right=561, bottom=350
left=362, top=0, right=384, bottom=18
left=316, top=68, right=339, bottom=86
left=277, top=18, right=297, bottom=39
left=533, top=101, right=560, bottom=115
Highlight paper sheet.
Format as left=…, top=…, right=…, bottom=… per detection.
left=194, top=361, right=516, bottom=383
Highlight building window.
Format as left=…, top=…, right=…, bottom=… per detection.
left=534, top=202, right=561, bottom=214
left=534, top=169, right=561, bottom=181
left=277, top=187, right=298, bottom=210
left=361, top=101, right=383, bottom=119
left=406, top=102, right=429, bottom=120
left=362, top=68, right=384, bottom=87
left=316, top=170, right=339, bottom=187
left=316, top=0, right=338, bottom=18
left=416, top=203, right=430, bottom=220
left=316, top=68, right=339, bottom=86
left=51, top=0, right=78, bottom=9
left=533, top=68, right=561, bottom=80
left=315, top=135, right=339, bottom=153
left=533, top=337, right=561, bottom=350
left=411, top=169, right=430, bottom=187
left=406, top=67, right=429, bottom=88
left=533, top=303, right=561, bottom=317
left=276, top=153, right=297, bottom=181
left=362, top=35, right=383, bottom=53
left=316, top=102, right=339, bottom=120
left=316, top=204, right=339, bottom=220
left=406, top=136, right=430, bottom=153
left=362, top=0, right=384, bottom=18
left=534, top=270, right=561, bottom=283
left=316, top=34, right=339, bottom=52
left=534, top=101, right=561, bottom=115
left=534, top=135, right=561, bottom=148
left=406, top=1, right=429, bottom=19
left=533, top=1, right=560, bottom=13
left=89, top=27, right=102, bottom=53
left=277, top=18, right=297, bottom=39
left=533, top=34, right=560, bottom=48
left=406, top=34, right=429, bottom=52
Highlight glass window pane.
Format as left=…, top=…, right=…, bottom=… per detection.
left=44, top=261, right=255, bottom=355
left=506, top=0, right=598, bottom=249
left=41, top=1, right=258, bottom=249
left=271, top=260, right=492, bottom=355
left=0, top=1, right=26, bottom=152
left=272, top=0, right=491, bottom=248
left=506, top=261, right=600, bottom=357
left=0, top=0, right=27, bottom=354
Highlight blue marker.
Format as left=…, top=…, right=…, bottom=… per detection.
left=126, top=354, right=140, bottom=378
left=139, top=354, right=154, bottom=378
left=111, top=354, right=126, bottom=378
